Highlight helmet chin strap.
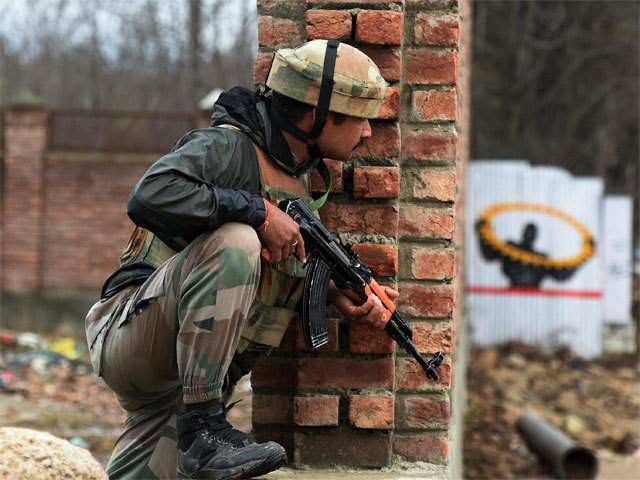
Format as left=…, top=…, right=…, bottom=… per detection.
left=306, top=39, right=339, bottom=141
left=294, top=39, right=340, bottom=175
left=268, top=39, right=340, bottom=177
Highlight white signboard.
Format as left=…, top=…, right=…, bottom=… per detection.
left=466, top=161, right=604, bottom=358
left=602, top=196, right=633, bottom=324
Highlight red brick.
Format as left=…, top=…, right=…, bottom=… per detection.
left=398, top=395, right=450, bottom=429
left=294, top=395, right=340, bottom=426
left=349, top=322, right=395, bottom=354
left=6, top=107, right=47, bottom=123
left=296, top=317, right=340, bottom=353
left=402, top=130, right=457, bottom=163
left=251, top=357, right=296, bottom=389
left=397, top=357, right=451, bottom=390
left=356, top=10, right=403, bottom=46
left=353, top=167, right=399, bottom=199
left=298, top=357, right=394, bottom=389
left=414, top=14, right=459, bottom=46
left=295, top=431, right=391, bottom=467
left=254, top=52, right=274, bottom=85
left=393, top=434, right=448, bottom=464
left=412, top=169, right=456, bottom=201
left=311, top=159, right=343, bottom=193
left=361, top=48, right=402, bottom=82
left=306, top=10, right=352, bottom=40
left=399, top=206, right=454, bottom=239
left=398, top=283, right=454, bottom=318
left=412, top=89, right=457, bottom=122
left=412, top=321, right=452, bottom=354
left=376, top=86, right=399, bottom=120
left=319, top=203, right=399, bottom=237
left=252, top=393, right=292, bottom=424
left=349, top=395, right=394, bottom=429
left=405, top=50, right=458, bottom=85
left=2, top=109, right=48, bottom=291
left=354, top=123, right=400, bottom=158
left=258, top=16, right=302, bottom=47
left=351, top=243, right=397, bottom=276
left=409, top=248, right=455, bottom=280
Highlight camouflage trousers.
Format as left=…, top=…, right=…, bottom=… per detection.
left=85, top=223, right=263, bottom=479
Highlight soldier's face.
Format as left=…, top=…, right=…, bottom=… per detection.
left=317, top=114, right=371, bottom=161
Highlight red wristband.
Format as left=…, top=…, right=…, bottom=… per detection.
left=258, top=198, right=271, bottom=230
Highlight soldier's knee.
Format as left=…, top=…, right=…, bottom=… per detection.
left=221, top=223, right=262, bottom=257
left=196, top=223, right=261, bottom=268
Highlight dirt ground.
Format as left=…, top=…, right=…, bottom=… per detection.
left=2, top=330, right=639, bottom=479
left=0, top=330, right=252, bottom=470
left=463, top=342, right=640, bottom=479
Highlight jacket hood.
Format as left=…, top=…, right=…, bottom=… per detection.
left=211, top=87, right=299, bottom=176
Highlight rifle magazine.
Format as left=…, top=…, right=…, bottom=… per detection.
left=302, top=256, right=331, bottom=349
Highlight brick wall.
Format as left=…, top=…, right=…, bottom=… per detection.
left=0, top=106, right=155, bottom=293
left=2, top=106, right=48, bottom=291
left=40, top=156, right=149, bottom=290
left=253, top=0, right=470, bottom=472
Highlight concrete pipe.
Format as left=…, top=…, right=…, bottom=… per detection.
left=516, top=412, right=598, bottom=479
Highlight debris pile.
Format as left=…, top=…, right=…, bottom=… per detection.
left=0, top=330, right=126, bottom=467
left=464, top=342, right=640, bottom=479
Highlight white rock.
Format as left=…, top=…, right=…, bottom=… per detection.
left=0, top=427, right=107, bottom=480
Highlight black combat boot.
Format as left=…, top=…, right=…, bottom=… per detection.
left=177, top=402, right=286, bottom=479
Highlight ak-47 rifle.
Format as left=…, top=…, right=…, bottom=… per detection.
left=276, top=198, right=443, bottom=381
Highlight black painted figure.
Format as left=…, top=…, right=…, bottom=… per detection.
left=476, top=222, right=577, bottom=288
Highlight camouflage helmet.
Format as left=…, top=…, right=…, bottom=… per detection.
left=266, top=39, right=387, bottom=119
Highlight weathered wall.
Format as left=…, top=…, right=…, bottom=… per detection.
left=1, top=107, right=154, bottom=293
left=252, top=0, right=471, bottom=474
left=1, top=109, right=208, bottom=295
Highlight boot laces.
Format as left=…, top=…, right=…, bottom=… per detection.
left=200, top=400, right=252, bottom=448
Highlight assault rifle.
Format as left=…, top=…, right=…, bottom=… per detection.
left=277, top=198, right=443, bottom=381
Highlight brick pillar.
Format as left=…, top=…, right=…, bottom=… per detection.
left=253, top=0, right=469, bottom=471
left=251, top=0, right=306, bottom=460
left=1, top=106, right=48, bottom=291
left=395, top=0, right=464, bottom=466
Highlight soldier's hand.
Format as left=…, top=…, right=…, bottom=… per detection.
left=328, top=283, right=399, bottom=331
left=256, top=200, right=306, bottom=264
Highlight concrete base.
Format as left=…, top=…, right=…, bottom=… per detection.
left=260, top=465, right=448, bottom=479
left=448, top=313, right=469, bottom=480
left=602, top=322, right=637, bottom=354
left=1, top=290, right=97, bottom=336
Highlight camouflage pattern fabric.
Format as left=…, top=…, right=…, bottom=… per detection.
left=119, top=225, right=178, bottom=268
left=239, top=186, right=311, bottom=348
left=85, top=152, right=317, bottom=479
left=266, top=39, right=387, bottom=119
left=86, top=223, right=262, bottom=478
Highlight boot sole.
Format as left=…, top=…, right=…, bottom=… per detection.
left=238, top=443, right=287, bottom=479
left=177, top=442, right=287, bottom=480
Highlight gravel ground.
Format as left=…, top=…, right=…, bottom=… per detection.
left=463, top=342, right=640, bottom=479
left=2, top=331, right=638, bottom=479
